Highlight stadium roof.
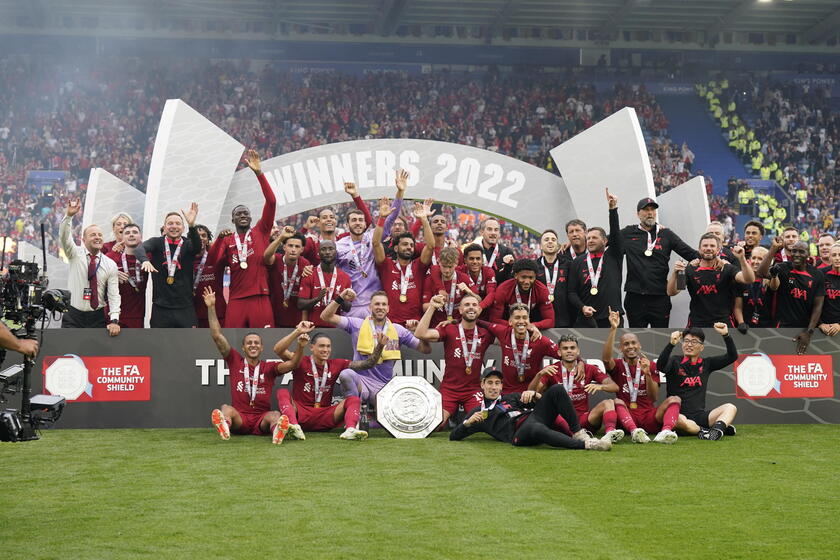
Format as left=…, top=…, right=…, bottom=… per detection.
left=2, top=0, right=840, bottom=45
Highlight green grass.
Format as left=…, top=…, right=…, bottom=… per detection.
left=1, top=425, right=838, bottom=560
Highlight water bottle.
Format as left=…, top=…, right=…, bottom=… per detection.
left=359, top=402, right=370, bottom=432
left=676, top=268, right=686, bottom=291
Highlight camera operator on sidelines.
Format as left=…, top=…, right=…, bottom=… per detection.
left=59, top=199, right=121, bottom=336
left=0, top=323, right=39, bottom=358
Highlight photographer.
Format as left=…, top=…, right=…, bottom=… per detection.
left=0, top=323, right=38, bottom=358
left=58, top=199, right=121, bottom=336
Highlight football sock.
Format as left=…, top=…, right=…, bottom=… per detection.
left=275, top=389, right=298, bottom=424
left=603, top=409, right=617, bottom=432
left=662, top=402, right=680, bottom=431
left=344, top=396, right=361, bottom=428
left=552, top=414, right=573, bottom=436
left=615, top=402, right=638, bottom=431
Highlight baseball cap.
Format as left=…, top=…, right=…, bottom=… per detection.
left=480, top=367, right=503, bottom=381
left=637, top=197, right=659, bottom=211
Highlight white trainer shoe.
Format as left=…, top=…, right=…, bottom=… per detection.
left=288, top=424, right=306, bottom=441
left=572, top=429, right=595, bottom=442
left=631, top=428, right=650, bottom=443
left=653, top=429, right=678, bottom=444
left=602, top=429, right=625, bottom=444
left=339, top=427, right=368, bottom=441
left=585, top=438, right=612, bottom=451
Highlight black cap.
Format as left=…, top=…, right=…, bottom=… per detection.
left=637, top=197, right=659, bottom=211
left=480, top=367, right=503, bottom=381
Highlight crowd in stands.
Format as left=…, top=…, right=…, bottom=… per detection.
left=1, top=55, right=693, bottom=258
left=699, top=77, right=839, bottom=245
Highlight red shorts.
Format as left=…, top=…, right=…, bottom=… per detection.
left=578, top=411, right=593, bottom=432
left=234, top=411, right=271, bottom=435
left=297, top=404, right=341, bottom=431
left=630, top=406, right=661, bottom=433
left=119, top=316, right=144, bottom=328
left=440, top=387, right=482, bottom=417
left=225, top=295, right=273, bottom=328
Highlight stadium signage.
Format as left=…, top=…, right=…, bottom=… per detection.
left=222, top=138, right=574, bottom=233
left=42, top=355, right=151, bottom=402
left=735, top=354, right=834, bottom=399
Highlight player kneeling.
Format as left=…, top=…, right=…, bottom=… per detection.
left=274, top=325, right=387, bottom=441
left=204, top=288, right=306, bottom=444
left=450, top=368, right=612, bottom=451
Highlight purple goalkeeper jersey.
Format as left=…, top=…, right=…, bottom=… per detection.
left=337, top=316, right=420, bottom=383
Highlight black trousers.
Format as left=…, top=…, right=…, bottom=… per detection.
left=61, top=307, right=106, bottom=329
left=625, top=293, right=671, bottom=328
left=150, top=304, right=197, bottom=328
left=512, top=385, right=585, bottom=449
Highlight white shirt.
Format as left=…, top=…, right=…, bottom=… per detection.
left=59, top=216, right=120, bottom=320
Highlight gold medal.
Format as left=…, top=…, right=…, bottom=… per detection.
left=481, top=410, right=489, bottom=419
left=447, top=315, right=453, bottom=322
left=590, top=287, right=598, bottom=295
left=240, top=261, right=248, bottom=269
left=283, top=300, right=288, bottom=308
left=465, top=366, right=472, bottom=375
left=399, top=294, right=407, bottom=303
left=166, top=276, right=174, bottom=285
left=630, top=402, right=638, bottom=409
left=518, top=374, right=524, bottom=382
left=313, top=403, right=321, bottom=408
left=548, top=294, right=554, bottom=302
left=249, top=400, right=254, bottom=407
left=644, top=250, right=653, bottom=257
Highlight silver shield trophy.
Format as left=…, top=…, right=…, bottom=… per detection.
left=376, top=376, right=442, bottom=439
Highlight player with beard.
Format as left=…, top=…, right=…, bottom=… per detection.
left=204, top=288, right=307, bottom=445
left=335, top=172, right=407, bottom=317
left=264, top=228, right=311, bottom=327
left=738, top=220, right=765, bottom=261
left=298, top=240, right=352, bottom=328
left=478, top=303, right=560, bottom=394
left=273, top=324, right=388, bottom=441
left=383, top=214, right=410, bottom=260
left=488, top=259, right=555, bottom=329
left=706, top=221, right=740, bottom=269
left=758, top=237, right=825, bottom=354
left=658, top=324, right=738, bottom=441
left=816, top=233, right=836, bottom=271
left=536, top=229, right=572, bottom=327
left=529, top=334, right=621, bottom=444
left=105, top=223, right=147, bottom=328
left=102, top=212, right=133, bottom=254
left=192, top=224, right=226, bottom=328
left=774, top=226, right=801, bottom=264
left=602, top=309, right=683, bottom=444
left=300, top=183, right=375, bottom=265
left=479, top=218, right=515, bottom=284
left=136, top=204, right=201, bottom=328
left=450, top=368, right=611, bottom=451
left=733, top=246, right=773, bottom=332
left=212, top=149, right=276, bottom=328
left=563, top=219, right=587, bottom=260
left=320, top=289, right=432, bottom=406
left=668, top=233, right=754, bottom=327
left=568, top=189, right=624, bottom=327
left=415, top=293, right=496, bottom=429
left=374, top=197, right=435, bottom=325
left=459, top=243, right=498, bottom=312
left=621, top=197, right=698, bottom=327
left=422, top=247, right=479, bottom=327
left=818, top=243, right=840, bottom=336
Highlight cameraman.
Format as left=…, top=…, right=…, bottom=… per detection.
left=0, top=323, right=38, bottom=357
left=59, top=199, right=121, bottom=336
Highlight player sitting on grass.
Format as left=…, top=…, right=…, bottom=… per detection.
left=204, top=288, right=307, bottom=444
left=273, top=325, right=387, bottom=441
left=658, top=323, right=739, bottom=441
left=450, top=368, right=612, bottom=451
left=602, top=308, right=682, bottom=444
left=528, top=334, right=621, bottom=445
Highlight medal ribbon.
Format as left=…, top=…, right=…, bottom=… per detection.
left=621, top=358, right=642, bottom=404
left=310, top=357, right=330, bottom=406
left=585, top=249, right=606, bottom=291
left=445, top=276, right=458, bottom=318
left=561, top=363, right=576, bottom=392
left=458, top=324, right=480, bottom=372
left=349, top=240, right=367, bottom=273
left=543, top=258, right=559, bottom=294
left=164, top=237, right=183, bottom=281
left=233, top=229, right=252, bottom=267
left=396, top=260, right=412, bottom=299
left=485, top=244, right=499, bottom=268
left=481, top=396, right=501, bottom=414
left=282, top=261, right=301, bottom=303
left=639, top=224, right=660, bottom=254
left=510, top=330, right=530, bottom=379
left=514, top=286, right=533, bottom=309
left=121, top=252, right=141, bottom=288
left=243, top=362, right=261, bottom=405
left=193, top=250, right=208, bottom=291
left=317, top=265, right=339, bottom=305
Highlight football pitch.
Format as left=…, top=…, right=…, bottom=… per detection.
left=2, top=425, right=838, bottom=560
